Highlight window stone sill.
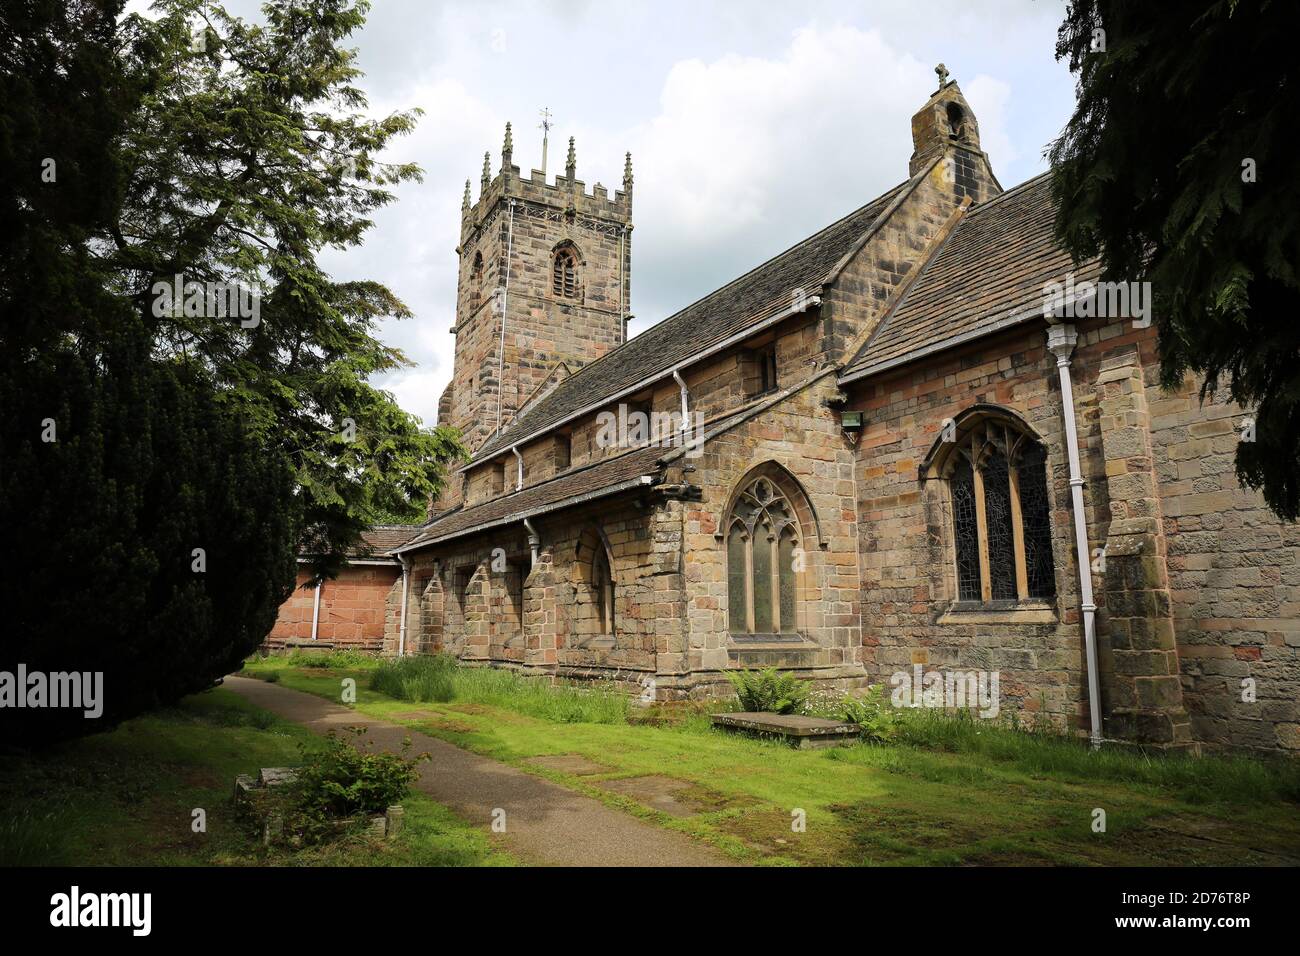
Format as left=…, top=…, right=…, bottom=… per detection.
left=728, top=633, right=809, bottom=646
left=937, top=602, right=1058, bottom=625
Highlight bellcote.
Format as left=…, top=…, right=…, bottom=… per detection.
left=910, top=64, right=983, bottom=175
left=909, top=64, right=1000, bottom=202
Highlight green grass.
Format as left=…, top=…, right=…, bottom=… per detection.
left=368, top=653, right=629, bottom=723
left=371, top=654, right=456, bottom=703
left=0, top=687, right=515, bottom=867
left=240, top=656, right=1300, bottom=867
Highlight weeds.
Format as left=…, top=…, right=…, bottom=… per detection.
left=368, top=655, right=628, bottom=724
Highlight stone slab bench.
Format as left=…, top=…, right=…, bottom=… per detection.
left=710, top=712, right=860, bottom=749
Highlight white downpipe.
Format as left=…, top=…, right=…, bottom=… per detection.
left=511, top=445, right=524, bottom=490
left=672, top=368, right=689, bottom=433
left=523, top=517, right=540, bottom=568
left=1047, top=322, right=1103, bottom=748
left=397, top=555, right=411, bottom=657
left=310, top=580, right=322, bottom=642
left=494, top=199, right=517, bottom=436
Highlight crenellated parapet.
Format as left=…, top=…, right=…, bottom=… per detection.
left=460, top=124, right=632, bottom=248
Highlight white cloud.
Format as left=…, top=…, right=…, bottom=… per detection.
left=619, top=26, right=933, bottom=333
left=379, top=369, right=448, bottom=429
left=124, top=2, right=1074, bottom=430
left=963, top=74, right=1017, bottom=173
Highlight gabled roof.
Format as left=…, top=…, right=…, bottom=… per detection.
left=351, top=525, right=422, bottom=558
left=470, top=179, right=911, bottom=462
left=393, top=444, right=668, bottom=552
left=840, top=173, right=1102, bottom=382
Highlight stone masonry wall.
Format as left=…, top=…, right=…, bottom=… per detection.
left=678, top=372, right=867, bottom=697
left=842, top=314, right=1299, bottom=752
left=447, top=152, right=631, bottom=451
left=390, top=496, right=676, bottom=688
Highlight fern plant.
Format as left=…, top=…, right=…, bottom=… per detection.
left=725, top=667, right=810, bottom=714
left=839, top=685, right=899, bottom=742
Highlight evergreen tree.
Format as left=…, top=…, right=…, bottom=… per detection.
left=0, top=0, right=463, bottom=744
left=1050, top=0, right=1300, bottom=519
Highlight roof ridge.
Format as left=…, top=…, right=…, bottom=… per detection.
left=475, top=179, right=910, bottom=457
left=840, top=170, right=1090, bottom=383
left=963, top=170, right=1053, bottom=218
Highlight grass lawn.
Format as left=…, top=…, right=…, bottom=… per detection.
left=241, top=654, right=1300, bottom=867
left=0, top=684, right=516, bottom=867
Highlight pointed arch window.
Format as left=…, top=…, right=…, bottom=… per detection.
left=592, top=544, right=615, bottom=636
left=941, top=416, right=1056, bottom=603
left=727, top=477, right=800, bottom=636
left=552, top=245, right=578, bottom=299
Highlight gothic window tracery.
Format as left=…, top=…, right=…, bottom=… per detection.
left=940, top=416, right=1056, bottom=603
left=726, top=476, right=801, bottom=636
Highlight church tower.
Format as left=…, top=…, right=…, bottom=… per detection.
left=439, top=121, right=634, bottom=452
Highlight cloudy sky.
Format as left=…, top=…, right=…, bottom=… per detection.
left=135, top=0, right=1079, bottom=426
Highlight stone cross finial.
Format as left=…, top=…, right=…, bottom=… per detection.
left=935, top=62, right=950, bottom=89
left=462, top=178, right=471, bottom=212
left=565, top=136, right=576, bottom=179
left=502, top=121, right=513, bottom=165
left=481, top=151, right=490, bottom=191
left=623, top=151, right=633, bottom=189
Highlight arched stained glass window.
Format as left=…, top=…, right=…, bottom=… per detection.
left=726, top=476, right=801, bottom=635
left=943, top=417, right=1057, bottom=603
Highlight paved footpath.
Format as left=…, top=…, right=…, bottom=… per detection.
left=223, top=676, right=735, bottom=867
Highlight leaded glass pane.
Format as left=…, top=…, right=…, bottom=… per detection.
left=1017, top=444, right=1057, bottom=598
left=983, top=450, right=1017, bottom=600
left=778, top=528, right=797, bottom=633
left=728, top=526, right=747, bottom=632
left=752, top=530, right=773, bottom=633
left=951, top=458, right=980, bottom=601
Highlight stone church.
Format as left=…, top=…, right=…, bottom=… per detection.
left=268, top=72, right=1299, bottom=756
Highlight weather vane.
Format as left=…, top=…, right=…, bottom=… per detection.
left=539, top=107, right=553, bottom=175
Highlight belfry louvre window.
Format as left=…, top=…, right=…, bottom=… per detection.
left=727, top=477, right=799, bottom=635
left=944, top=417, right=1056, bottom=603
left=552, top=246, right=578, bottom=298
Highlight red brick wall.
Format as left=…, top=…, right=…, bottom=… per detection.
left=266, top=565, right=401, bottom=652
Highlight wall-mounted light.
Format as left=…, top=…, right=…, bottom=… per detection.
left=839, top=409, right=864, bottom=446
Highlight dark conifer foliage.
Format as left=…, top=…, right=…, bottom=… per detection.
left=1050, top=0, right=1300, bottom=519
left=0, top=1, right=462, bottom=744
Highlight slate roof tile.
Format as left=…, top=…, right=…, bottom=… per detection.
left=842, top=173, right=1102, bottom=380
left=471, top=180, right=909, bottom=461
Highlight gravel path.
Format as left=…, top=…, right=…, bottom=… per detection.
left=223, top=675, right=736, bottom=867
